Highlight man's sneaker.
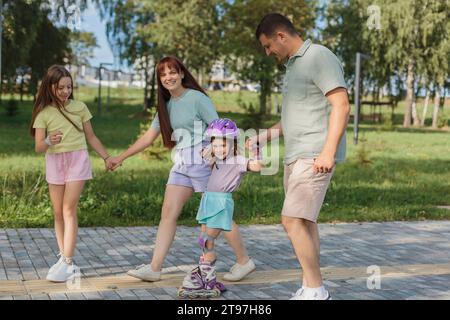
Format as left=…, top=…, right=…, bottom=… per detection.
left=290, top=287, right=332, bottom=300
left=127, top=264, right=161, bottom=282
left=48, top=253, right=65, bottom=275
left=46, top=261, right=80, bottom=283
left=223, top=258, right=256, bottom=282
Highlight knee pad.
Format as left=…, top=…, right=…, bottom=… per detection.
left=198, top=232, right=216, bottom=253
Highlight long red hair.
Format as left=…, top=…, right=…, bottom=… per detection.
left=156, top=56, right=207, bottom=149
left=29, top=65, right=81, bottom=137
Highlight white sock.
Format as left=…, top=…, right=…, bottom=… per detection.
left=304, top=286, right=328, bottom=299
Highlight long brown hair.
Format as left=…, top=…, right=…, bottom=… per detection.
left=156, top=56, right=208, bottom=149
left=30, top=65, right=82, bottom=137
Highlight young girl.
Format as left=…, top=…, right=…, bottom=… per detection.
left=177, top=118, right=263, bottom=299
left=30, top=65, right=110, bottom=282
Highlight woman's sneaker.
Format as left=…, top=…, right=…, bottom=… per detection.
left=48, top=253, right=64, bottom=275
left=223, top=258, right=256, bottom=281
left=127, top=264, right=161, bottom=282
left=290, top=287, right=332, bottom=300
left=46, top=261, right=80, bottom=283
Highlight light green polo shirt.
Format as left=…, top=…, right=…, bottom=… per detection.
left=151, top=89, right=219, bottom=149
left=281, top=39, right=348, bottom=165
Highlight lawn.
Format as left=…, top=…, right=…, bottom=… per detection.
left=0, top=87, right=449, bottom=227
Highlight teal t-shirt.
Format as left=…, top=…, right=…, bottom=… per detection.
left=151, top=89, right=219, bottom=149
left=281, top=39, right=348, bottom=165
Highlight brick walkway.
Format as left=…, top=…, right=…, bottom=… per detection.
left=0, top=221, right=449, bottom=300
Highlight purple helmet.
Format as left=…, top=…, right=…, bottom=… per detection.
left=206, top=118, right=239, bottom=138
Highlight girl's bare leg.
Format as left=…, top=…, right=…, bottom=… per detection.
left=62, top=181, right=85, bottom=260
left=48, top=184, right=65, bottom=255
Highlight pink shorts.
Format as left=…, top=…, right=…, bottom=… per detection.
left=45, top=149, right=93, bottom=185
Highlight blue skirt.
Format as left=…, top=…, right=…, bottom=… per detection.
left=196, top=192, right=234, bottom=231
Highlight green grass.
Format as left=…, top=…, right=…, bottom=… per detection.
left=1, top=87, right=449, bottom=227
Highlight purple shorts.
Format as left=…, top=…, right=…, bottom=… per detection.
left=167, top=142, right=212, bottom=192
left=45, top=149, right=93, bottom=185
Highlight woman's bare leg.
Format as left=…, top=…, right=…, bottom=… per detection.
left=150, top=184, right=194, bottom=271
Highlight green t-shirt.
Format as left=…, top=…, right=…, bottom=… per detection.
left=33, top=100, right=93, bottom=154
left=282, top=39, right=348, bottom=165
left=151, top=89, right=219, bottom=149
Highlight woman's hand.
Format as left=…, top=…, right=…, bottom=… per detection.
left=106, top=156, right=123, bottom=171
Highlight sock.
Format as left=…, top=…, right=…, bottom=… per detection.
left=304, top=286, right=327, bottom=299
left=64, top=257, right=73, bottom=264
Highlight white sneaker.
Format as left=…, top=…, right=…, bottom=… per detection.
left=290, top=287, right=332, bottom=300
left=223, top=258, right=256, bottom=282
left=46, top=261, right=80, bottom=283
left=48, top=253, right=64, bottom=275
left=127, top=264, right=161, bottom=282
left=290, top=287, right=306, bottom=300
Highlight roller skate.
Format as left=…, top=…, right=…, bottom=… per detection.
left=177, top=258, right=226, bottom=299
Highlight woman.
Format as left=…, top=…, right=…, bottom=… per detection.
left=108, top=56, right=255, bottom=282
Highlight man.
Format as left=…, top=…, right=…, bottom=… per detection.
left=249, top=13, right=350, bottom=300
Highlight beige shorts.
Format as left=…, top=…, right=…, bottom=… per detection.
left=282, top=158, right=334, bottom=223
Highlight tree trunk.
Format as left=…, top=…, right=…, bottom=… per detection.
left=403, top=60, right=415, bottom=127
left=267, top=92, right=273, bottom=115
left=20, top=76, right=24, bottom=102
left=431, top=86, right=441, bottom=129
left=259, top=79, right=268, bottom=116
left=411, top=77, right=422, bottom=126
left=143, top=56, right=149, bottom=112
left=149, top=61, right=157, bottom=110
left=420, top=89, right=430, bottom=126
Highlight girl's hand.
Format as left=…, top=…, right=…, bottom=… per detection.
left=106, top=156, right=123, bottom=171
left=47, top=130, right=63, bottom=145
left=103, top=156, right=111, bottom=171
left=201, top=144, right=213, bottom=161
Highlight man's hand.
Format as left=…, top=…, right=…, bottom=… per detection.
left=313, top=152, right=335, bottom=174
left=245, top=137, right=259, bottom=151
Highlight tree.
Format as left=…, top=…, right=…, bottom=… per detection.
left=142, top=0, right=222, bottom=86
left=28, top=12, right=72, bottom=98
left=1, top=0, right=88, bottom=99
left=96, top=0, right=159, bottom=113
left=1, top=0, right=42, bottom=96
left=221, top=0, right=316, bottom=116
left=69, top=31, right=98, bottom=66
left=322, top=0, right=449, bottom=128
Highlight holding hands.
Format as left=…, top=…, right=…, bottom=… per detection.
left=105, top=156, right=123, bottom=171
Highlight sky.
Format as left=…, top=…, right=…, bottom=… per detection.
left=78, top=1, right=115, bottom=69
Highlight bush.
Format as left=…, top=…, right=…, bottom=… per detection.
left=139, top=111, right=169, bottom=161
left=236, top=94, right=263, bottom=130
left=4, top=99, right=19, bottom=117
